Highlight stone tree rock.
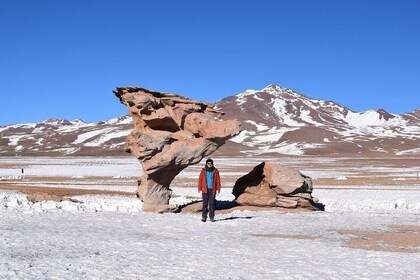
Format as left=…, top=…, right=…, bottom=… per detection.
left=114, top=86, right=242, bottom=212
left=232, top=162, right=318, bottom=210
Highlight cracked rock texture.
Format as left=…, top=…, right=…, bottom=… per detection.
left=114, top=86, right=241, bottom=212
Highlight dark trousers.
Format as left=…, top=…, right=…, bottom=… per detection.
left=202, top=188, right=216, bottom=219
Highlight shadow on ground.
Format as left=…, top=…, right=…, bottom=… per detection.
left=178, top=199, right=325, bottom=214
left=314, top=202, right=325, bottom=211
left=178, top=199, right=239, bottom=213
left=216, top=216, right=254, bottom=222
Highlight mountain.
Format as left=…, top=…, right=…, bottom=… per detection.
left=215, top=85, right=420, bottom=156
left=0, top=116, right=132, bottom=156
left=0, top=85, right=419, bottom=156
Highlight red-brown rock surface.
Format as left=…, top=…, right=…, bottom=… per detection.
left=232, top=162, right=319, bottom=210
left=114, top=86, right=241, bottom=212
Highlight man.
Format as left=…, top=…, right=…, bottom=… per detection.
left=198, top=158, right=221, bottom=222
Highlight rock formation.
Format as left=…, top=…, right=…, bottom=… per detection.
left=232, top=162, right=318, bottom=210
left=114, top=86, right=241, bottom=212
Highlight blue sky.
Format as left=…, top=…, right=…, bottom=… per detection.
left=1, top=0, right=419, bottom=125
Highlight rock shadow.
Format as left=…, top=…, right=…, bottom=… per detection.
left=314, top=202, right=325, bottom=211
left=178, top=199, right=239, bottom=213
left=216, top=200, right=238, bottom=210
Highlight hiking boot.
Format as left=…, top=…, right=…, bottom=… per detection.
left=201, top=217, right=207, bottom=222
left=210, top=217, right=215, bottom=222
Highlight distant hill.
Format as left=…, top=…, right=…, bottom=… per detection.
left=0, top=116, right=132, bottom=156
left=1, top=85, right=419, bottom=156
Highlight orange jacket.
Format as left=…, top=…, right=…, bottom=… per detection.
left=198, top=168, right=221, bottom=194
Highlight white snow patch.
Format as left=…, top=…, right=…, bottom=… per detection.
left=6, top=135, right=22, bottom=146
left=252, top=93, right=264, bottom=101
left=73, top=128, right=115, bottom=144
left=244, top=120, right=269, bottom=131
left=271, top=98, right=304, bottom=127
left=84, top=129, right=131, bottom=147
left=314, top=189, right=420, bottom=213
left=0, top=176, right=25, bottom=181
left=106, top=115, right=132, bottom=125
left=0, top=157, right=141, bottom=178
left=392, top=177, right=409, bottom=181
left=229, top=130, right=255, bottom=143
left=252, top=142, right=324, bottom=156
left=300, top=109, right=324, bottom=126
left=235, top=89, right=259, bottom=106
left=344, top=110, right=399, bottom=127
left=396, top=148, right=420, bottom=155
left=0, top=191, right=142, bottom=213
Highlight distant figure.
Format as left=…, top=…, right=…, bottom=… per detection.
left=21, top=168, right=24, bottom=174
left=198, top=158, right=221, bottom=222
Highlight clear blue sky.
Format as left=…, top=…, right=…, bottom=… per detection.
left=1, top=0, right=419, bottom=125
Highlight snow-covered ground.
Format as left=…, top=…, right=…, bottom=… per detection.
left=0, top=157, right=141, bottom=178
left=1, top=157, right=419, bottom=279
left=1, top=209, right=419, bottom=279
left=313, top=189, right=420, bottom=213
left=1, top=186, right=419, bottom=214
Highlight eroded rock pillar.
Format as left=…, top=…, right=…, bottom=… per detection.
left=114, top=86, right=241, bottom=212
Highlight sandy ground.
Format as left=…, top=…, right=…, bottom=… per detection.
left=0, top=184, right=135, bottom=198
left=250, top=225, right=420, bottom=253
left=336, top=224, right=420, bottom=253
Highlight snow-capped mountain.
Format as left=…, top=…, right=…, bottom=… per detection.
left=215, top=85, right=420, bottom=156
left=0, top=116, right=133, bottom=156
left=0, top=85, right=419, bottom=156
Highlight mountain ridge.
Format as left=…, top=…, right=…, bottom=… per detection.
left=1, top=85, right=419, bottom=157
left=215, top=85, right=419, bottom=156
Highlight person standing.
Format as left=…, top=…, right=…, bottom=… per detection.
left=198, top=158, right=221, bottom=222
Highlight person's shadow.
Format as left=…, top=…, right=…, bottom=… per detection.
left=215, top=216, right=254, bottom=222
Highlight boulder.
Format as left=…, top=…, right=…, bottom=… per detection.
left=114, top=86, right=241, bottom=212
left=232, top=162, right=318, bottom=210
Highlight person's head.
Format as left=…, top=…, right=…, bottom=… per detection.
left=205, top=158, right=214, bottom=168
